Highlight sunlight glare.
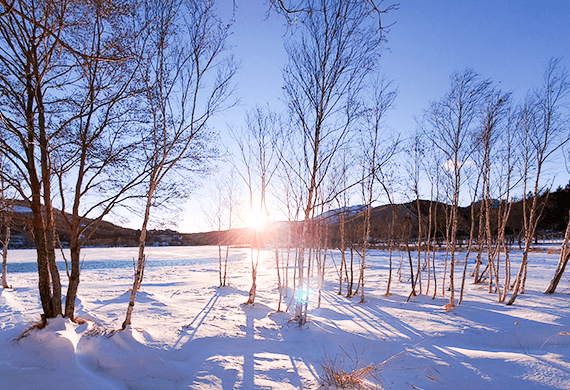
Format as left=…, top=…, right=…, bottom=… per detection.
left=244, top=210, right=269, bottom=229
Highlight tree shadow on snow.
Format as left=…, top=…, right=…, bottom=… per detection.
left=174, top=298, right=327, bottom=389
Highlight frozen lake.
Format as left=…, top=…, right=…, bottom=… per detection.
left=5, top=246, right=252, bottom=273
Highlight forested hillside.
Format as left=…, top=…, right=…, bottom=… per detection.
left=3, top=183, right=569, bottom=249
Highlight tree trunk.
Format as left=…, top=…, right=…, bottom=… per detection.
left=218, top=243, right=223, bottom=287
left=425, top=201, right=434, bottom=295
left=346, top=247, right=354, bottom=298
left=318, top=219, right=329, bottom=308
left=459, top=202, right=477, bottom=304
left=246, top=245, right=259, bottom=305
left=0, top=180, right=12, bottom=289
left=275, top=245, right=282, bottom=312
left=415, top=197, right=422, bottom=294
left=359, top=247, right=366, bottom=304
left=405, top=218, right=417, bottom=300
left=2, top=225, right=10, bottom=289
left=293, top=248, right=297, bottom=293
left=64, top=231, right=81, bottom=319
left=29, top=188, right=61, bottom=318
left=500, top=239, right=511, bottom=303
left=38, top=94, right=62, bottom=318
left=405, top=240, right=416, bottom=301
left=338, top=208, right=346, bottom=295
left=544, top=212, right=570, bottom=294
left=284, top=228, right=290, bottom=297
left=473, top=203, right=485, bottom=283
left=224, top=245, right=230, bottom=286
left=448, top=201, right=459, bottom=308
left=484, top=196, right=498, bottom=294
left=507, top=183, right=542, bottom=305
left=385, top=207, right=396, bottom=296
left=442, top=205, right=452, bottom=296
left=122, top=185, right=154, bottom=329
left=431, top=203, right=438, bottom=299
left=360, top=201, right=372, bottom=304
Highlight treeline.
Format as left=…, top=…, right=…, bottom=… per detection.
left=197, top=184, right=570, bottom=248
left=327, top=185, right=570, bottom=248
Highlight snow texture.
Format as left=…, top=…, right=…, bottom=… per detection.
left=1, top=247, right=569, bottom=389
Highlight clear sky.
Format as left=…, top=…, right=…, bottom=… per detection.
left=173, top=0, right=570, bottom=233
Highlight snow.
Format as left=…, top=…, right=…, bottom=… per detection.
left=1, top=247, right=570, bottom=389
left=12, top=205, right=32, bottom=213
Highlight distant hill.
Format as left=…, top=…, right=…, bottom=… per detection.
left=3, top=183, right=568, bottom=249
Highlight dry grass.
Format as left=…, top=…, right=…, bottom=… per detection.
left=16, top=316, right=114, bottom=340
left=318, top=353, right=383, bottom=390
left=16, top=316, right=48, bottom=341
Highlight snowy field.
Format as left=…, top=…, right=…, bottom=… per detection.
left=1, top=246, right=570, bottom=389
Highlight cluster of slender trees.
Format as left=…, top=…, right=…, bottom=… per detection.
left=205, top=0, right=399, bottom=324
left=211, top=4, right=569, bottom=321
left=0, top=0, right=236, bottom=325
left=1, top=0, right=569, bottom=330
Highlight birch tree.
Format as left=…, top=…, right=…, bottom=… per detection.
left=330, top=147, right=353, bottom=296
left=0, top=155, right=14, bottom=289
left=276, top=150, right=304, bottom=298
left=508, top=59, right=570, bottom=305
left=54, top=0, right=148, bottom=321
left=544, top=147, right=570, bottom=294
left=358, top=76, right=397, bottom=303
left=0, top=0, right=81, bottom=319
left=476, top=88, right=512, bottom=302
left=220, top=171, right=240, bottom=287
left=281, top=0, right=391, bottom=324
left=0, top=0, right=148, bottom=320
left=403, top=131, right=424, bottom=297
left=204, top=172, right=239, bottom=287
left=545, top=210, right=570, bottom=294
left=425, top=69, right=489, bottom=308
left=122, top=0, right=235, bottom=329
left=231, top=107, right=281, bottom=305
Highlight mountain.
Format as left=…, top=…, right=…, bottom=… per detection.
left=3, top=183, right=568, bottom=249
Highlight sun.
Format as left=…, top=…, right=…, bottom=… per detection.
left=244, top=210, right=269, bottom=229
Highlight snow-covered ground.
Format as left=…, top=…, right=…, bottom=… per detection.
left=1, top=246, right=569, bottom=389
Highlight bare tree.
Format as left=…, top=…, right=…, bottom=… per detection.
left=281, top=0, right=391, bottom=324
left=357, top=76, right=397, bottom=303
left=231, top=106, right=281, bottom=305
left=545, top=210, right=570, bottom=294
left=329, top=147, right=353, bottom=296
left=0, top=0, right=81, bottom=319
left=508, top=59, right=570, bottom=305
left=496, top=114, right=517, bottom=303
left=122, top=0, right=235, bottom=329
left=425, top=69, right=489, bottom=308
left=53, top=0, right=150, bottom=321
left=477, top=88, right=512, bottom=301
left=376, top=168, right=399, bottom=296
left=0, top=0, right=148, bottom=320
left=0, top=154, right=14, bottom=289
left=269, top=0, right=398, bottom=31
left=457, top=144, right=483, bottom=304
left=203, top=172, right=240, bottom=287
left=544, top=146, right=570, bottom=294
left=276, top=151, right=304, bottom=299
left=420, top=135, right=444, bottom=298
left=221, top=171, right=240, bottom=287
left=403, top=131, right=424, bottom=298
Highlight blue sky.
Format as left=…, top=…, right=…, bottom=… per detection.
left=177, top=0, right=570, bottom=233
